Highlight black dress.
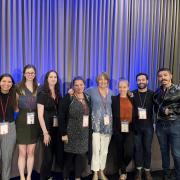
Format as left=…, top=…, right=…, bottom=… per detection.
left=59, top=93, right=92, bottom=178
left=59, top=94, right=92, bottom=161
left=16, top=87, right=39, bottom=144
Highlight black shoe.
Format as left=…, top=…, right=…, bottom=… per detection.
left=144, top=170, right=153, bottom=180
left=163, top=175, right=168, bottom=180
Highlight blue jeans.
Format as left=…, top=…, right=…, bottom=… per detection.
left=156, top=120, right=180, bottom=180
left=134, top=125, right=154, bottom=169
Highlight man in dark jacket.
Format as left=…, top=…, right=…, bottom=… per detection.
left=133, top=73, right=154, bottom=180
left=154, top=68, right=180, bottom=180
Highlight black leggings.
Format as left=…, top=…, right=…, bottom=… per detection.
left=63, top=152, right=87, bottom=178
left=115, top=131, right=134, bottom=174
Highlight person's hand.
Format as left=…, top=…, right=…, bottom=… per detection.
left=164, top=108, right=173, bottom=115
left=43, top=133, right=51, bottom=146
left=128, top=91, right=133, bottom=97
left=68, top=89, right=74, bottom=96
left=62, top=135, right=68, bottom=144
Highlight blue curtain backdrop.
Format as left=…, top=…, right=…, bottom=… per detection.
left=0, top=0, right=180, bottom=94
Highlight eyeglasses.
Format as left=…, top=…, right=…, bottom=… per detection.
left=25, top=72, right=35, bottom=75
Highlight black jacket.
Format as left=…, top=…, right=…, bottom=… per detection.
left=153, top=84, right=180, bottom=121
left=111, top=94, right=135, bottom=135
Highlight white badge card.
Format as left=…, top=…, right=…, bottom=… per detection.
left=104, top=115, right=110, bottom=125
left=0, top=122, right=8, bottom=135
left=121, top=121, right=129, bottom=133
left=27, top=112, right=35, bottom=125
left=138, top=108, right=147, bottom=119
left=53, top=116, right=59, bottom=127
left=83, top=115, right=89, bottom=127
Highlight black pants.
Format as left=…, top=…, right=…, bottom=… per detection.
left=63, top=152, right=87, bottom=178
left=134, top=126, right=154, bottom=169
left=40, top=128, right=64, bottom=180
left=114, top=131, right=134, bottom=174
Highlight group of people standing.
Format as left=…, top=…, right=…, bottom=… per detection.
left=0, top=66, right=179, bottom=180
left=0, top=65, right=63, bottom=180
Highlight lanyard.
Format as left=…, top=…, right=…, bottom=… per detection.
left=0, top=94, right=10, bottom=121
left=138, top=91, right=147, bottom=108
left=98, top=88, right=108, bottom=113
left=74, top=94, right=89, bottom=115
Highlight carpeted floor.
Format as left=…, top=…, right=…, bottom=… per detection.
left=11, top=170, right=176, bottom=180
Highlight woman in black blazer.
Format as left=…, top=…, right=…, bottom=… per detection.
left=111, top=79, right=134, bottom=180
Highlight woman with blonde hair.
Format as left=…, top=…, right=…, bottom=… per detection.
left=111, top=79, right=134, bottom=180
left=87, top=72, right=113, bottom=180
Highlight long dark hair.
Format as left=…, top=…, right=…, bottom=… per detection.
left=43, top=70, right=61, bottom=101
left=18, top=64, right=38, bottom=95
left=0, top=73, right=17, bottom=109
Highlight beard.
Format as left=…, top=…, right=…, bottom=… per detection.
left=161, top=79, right=169, bottom=84
left=138, top=83, right=147, bottom=89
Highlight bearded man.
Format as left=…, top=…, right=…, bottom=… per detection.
left=154, top=68, right=180, bottom=180
left=133, top=73, right=154, bottom=180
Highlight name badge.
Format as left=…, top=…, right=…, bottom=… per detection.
left=83, top=115, right=89, bottom=127
left=138, top=108, right=147, bottom=119
left=104, top=115, right=110, bottom=125
left=53, top=116, right=59, bottom=127
left=121, top=121, right=129, bottom=133
left=0, top=122, right=8, bottom=135
left=27, top=112, right=35, bottom=125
